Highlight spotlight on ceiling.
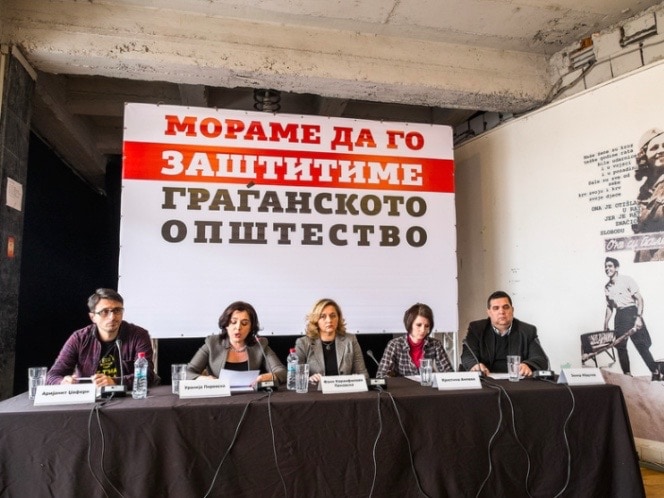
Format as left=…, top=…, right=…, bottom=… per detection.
left=253, top=89, right=281, bottom=112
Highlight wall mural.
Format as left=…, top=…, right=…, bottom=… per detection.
left=579, top=128, right=664, bottom=381
left=455, top=63, right=664, bottom=454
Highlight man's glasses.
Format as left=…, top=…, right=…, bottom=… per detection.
left=93, top=307, right=125, bottom=317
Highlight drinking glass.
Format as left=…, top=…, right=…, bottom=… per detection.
left=171, top=364, right=187, bottom=395
left=295, top=364, right=310, bottom=393
left=507, top=355, right=521, bottom=382
left=28, top=366, right=47, bottom=400
left=420, top=358, right=433, bottom=387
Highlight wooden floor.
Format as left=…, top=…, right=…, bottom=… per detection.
left=642, top=466, right=664, bottom=497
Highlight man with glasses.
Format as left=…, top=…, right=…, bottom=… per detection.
left=46, top=288, right=159, bottom=387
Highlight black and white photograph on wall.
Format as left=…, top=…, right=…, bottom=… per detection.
left=602, top=257, right=661, bottom=381
left=632, top=128, right=664, bottom=262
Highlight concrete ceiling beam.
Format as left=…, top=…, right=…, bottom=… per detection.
left=4, top=0, right=551, bottom=113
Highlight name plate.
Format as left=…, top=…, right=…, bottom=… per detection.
left=34, top=384, right=96, bottom=405
left=179, top=379, right=231, bottom=398
left=558, top=368, right=605, bottom=385
left=433, top=372, right=482, bottom=390
left=321, top=374, right=368, bottom=394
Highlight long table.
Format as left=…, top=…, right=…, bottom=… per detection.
left=0, top=377, right=645, bottom=497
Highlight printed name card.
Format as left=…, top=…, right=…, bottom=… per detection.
left=321, top=374, right=369, bottom=394
left=557, top=368, right=605, bottom=385
left=179, top=379, right=231, bottom=398
left=433, top=372, right=482, bottom=390
left=34, top=385, right=97, bottom=405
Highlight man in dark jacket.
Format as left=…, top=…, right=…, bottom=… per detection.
left=461, top=290, right=548, bottom=377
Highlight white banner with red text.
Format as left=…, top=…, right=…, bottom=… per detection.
left=119, top=104, right=457, bottom=338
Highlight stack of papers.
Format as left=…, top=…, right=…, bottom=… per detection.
left=219, top=369, right=259, bottom=393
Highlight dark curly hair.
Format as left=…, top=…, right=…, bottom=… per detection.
left=218, top=301, right=260, bottom=346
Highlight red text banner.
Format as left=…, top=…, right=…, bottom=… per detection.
left=120, top=104, right=457, bottom=338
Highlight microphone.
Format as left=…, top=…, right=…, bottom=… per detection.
left=365, top=350, right=387, bottom=389
left=101, top=338, right=127, bottom=397
left=366, top=350, right=380, bottom=367
left=462, top=340, right=485, bottom=378
left=255, top=336, right=277, bottom=392
left=532, top=337, right=555, bottom=380
left=117, top=338, right=125, bottom=383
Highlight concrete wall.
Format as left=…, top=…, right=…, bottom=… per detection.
left=0, top=51, right=33, bottom=400
left=455, top=2, right=664, bottom=145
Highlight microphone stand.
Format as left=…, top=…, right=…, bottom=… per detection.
left=532, top=337, right=555, bottom=380
left=100, top=338, right=127, bottom=397
left=366, top=350, right=387, bottom=389
left=255, top=336, right=277, bottom=392
left=462, top=340, right=486, bottom=378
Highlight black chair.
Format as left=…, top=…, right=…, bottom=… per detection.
left=580, top=331, right=617, bottom=367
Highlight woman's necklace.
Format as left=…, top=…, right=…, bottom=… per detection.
left=321, top=339, right=334, bottom=351
left=230, top=344, right=247, bottom=353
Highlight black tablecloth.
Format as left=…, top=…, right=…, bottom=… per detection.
left=0, top=377, right=645, bottom=497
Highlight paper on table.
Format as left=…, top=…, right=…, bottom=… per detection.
left=488, top=373, right=523, bottom=380
left=219, top=369, right=260, bottom=392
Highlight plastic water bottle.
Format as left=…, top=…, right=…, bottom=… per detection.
left=286, top=348, right=298, bottom=391
left=132, top=352, right=148, bottom=399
